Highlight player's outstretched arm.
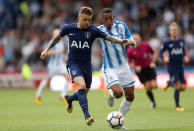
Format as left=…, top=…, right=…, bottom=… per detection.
left=105, top=35, right=136, bottom=47
left=40, top=34, right=62, bottom=59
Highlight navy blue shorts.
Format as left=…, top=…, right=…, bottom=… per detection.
left=168, top=67, right=185, bottom=84
left=66, top=63, right=92, bottom=88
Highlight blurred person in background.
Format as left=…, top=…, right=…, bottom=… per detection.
left=96, top=8, right=136, bottom=129
left=127, top=33, right=158, bottom=109
left=35, top=28, right=69, bottom=104
left=159, top=22, right=189, bottom=111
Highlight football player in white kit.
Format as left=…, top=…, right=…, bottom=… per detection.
left=35, top=28, right=69, bottom=104
left=97, top=8, right=136, bottom=129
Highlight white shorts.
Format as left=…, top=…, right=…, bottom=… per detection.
left=102, top=64, right=135, bottom=89
left=48, top=66, right=67, bottom=78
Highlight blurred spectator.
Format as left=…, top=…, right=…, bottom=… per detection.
left=0, top=0, right=193, bottom=71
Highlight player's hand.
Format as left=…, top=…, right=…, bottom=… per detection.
left=64, top=55, right=68, bottom=62
left=40, top=49, right=49, bottom=60
left=122, top=39, right=129, bottom=45
left=184, top=56, right=189, bottom=63
left=164, top=56, right=169, bottom=63
left=122, top=39, right=135, bottom=47
left=150, top=62, right=156, bottom=68
left=135, top=66, right=141, bottom=73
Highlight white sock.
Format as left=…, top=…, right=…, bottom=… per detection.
left=36, top=80, right=46, bottom=97
left=119, top=97, right=132, bottom=116
left=60, top=78, right=68, bottom=98
left=108, top=88, right=114, bottom=98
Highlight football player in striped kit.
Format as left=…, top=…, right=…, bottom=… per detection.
left=97, top=8, right=136, bottom=129
left=35, top=28, right=69, bottom=104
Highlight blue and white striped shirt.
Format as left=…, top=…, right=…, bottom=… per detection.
left=48, top=37, right=68, bottom=68
left=97, top=20, right=132, bottom=69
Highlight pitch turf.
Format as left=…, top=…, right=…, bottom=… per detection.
left=0, top=88, right=194, bottom=131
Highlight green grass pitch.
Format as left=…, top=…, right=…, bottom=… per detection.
left=0, top=88, right=194, bottom=131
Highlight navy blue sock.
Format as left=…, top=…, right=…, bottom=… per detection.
left=174, top=89, right=180, bottom=107
left=78, top=89, right=90, bottom=119
left=67, top=91, right=78, bottom=102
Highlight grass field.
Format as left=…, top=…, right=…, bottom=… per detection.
left=0, top=88, right=194, bottom=131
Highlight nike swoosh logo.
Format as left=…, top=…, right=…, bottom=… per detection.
left=69, top=33, right=75, bottom=35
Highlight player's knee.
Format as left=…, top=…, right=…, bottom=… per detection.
left=145, top=87, right=152, bottom=92
left=180, top=86, right=186, bottom=91
left=114, top=91, right=123, bottom=98
left=76, top=83, right=86, bottom=89
left=125, top=94, right=134, bottom=101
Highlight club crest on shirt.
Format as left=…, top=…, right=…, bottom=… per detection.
left=169, top=44, right=173, bottom=48
left=180, top=42, right=184, bottom=47
left=85, top=32, right=91, bottom=39
left=72, top=70, right=77, bottom=75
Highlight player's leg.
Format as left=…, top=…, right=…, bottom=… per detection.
left=119, top=86, right=134, bottom=116
left=117, top=64, right=135, bottom=116
left=35, top=77, right=50, bottom=104
left=175, top=70, right=185, bottom=111
left=143, top=67, right=157, bottom=108
left=180, top=83, right=186, bottom=91
left=73, top=76, right=91, bottom=118
left=170, top=70, right=184, bottom=111
left=107, top=84, right=123, bottom=107
left=103, top=68, right=122, bottom=107
left=144, top=81, right=156, bottom=108
left=60, top=73, right=69, bottom=103
left=173, top=81, right=184, bottom=111
left=149, top=78, right=157, bottom=108
left=110, top=84, right=123, bottom=98
left=180, top=69, right=186, bottom=91
left=148, top=80, right=157, bottom=108
left=64, top=65, right=82, bottom=113
left=163, top=80, right=174, bottom=91
left=138, top=71, right=155, bottom=107
left=65, top=64, right=93, bottom=125
left=65, top=78, right=90, bottom=104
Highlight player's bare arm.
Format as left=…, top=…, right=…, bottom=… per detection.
left=47, top=50, right=64, bottom=56
left=105, top=35, right=136, bottom=47
left=104, top=35, right=123, bottom=44
left=40, top=34, right=62, bottom=59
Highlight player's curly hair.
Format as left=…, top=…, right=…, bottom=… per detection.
left=79, top=7, right=93, bottom=16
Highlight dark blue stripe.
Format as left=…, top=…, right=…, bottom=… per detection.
left=107, top=29, right=122, bottom=66
left=122, top=81, right=136, bottom=88
left=103, top=68, right=108, bottom=84
left=107, top=80, right=119, bottom=88
left=115, top=22, right=127, bottom=60
left=103, top=39, right=113, bottom=68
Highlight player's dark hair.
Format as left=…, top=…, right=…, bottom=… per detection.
left=101, top=8, right=113, bottom=15
left=79, top=7, right=93, bottom=16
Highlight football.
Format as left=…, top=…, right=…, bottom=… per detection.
left=107, top=111, right=124, bottom=129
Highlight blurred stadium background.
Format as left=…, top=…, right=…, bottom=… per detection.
left=0, top=0, right=193, bottom=89
left=0, top=0, right=194, bottom=130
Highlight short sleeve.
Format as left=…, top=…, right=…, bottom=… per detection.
left=147, top=43, right=154, bottom=54
left=59, top=24, right=68, bottom=37
left=94, top=27, right=107, bottom=39
left=122, top=23, right=131, bottom=39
